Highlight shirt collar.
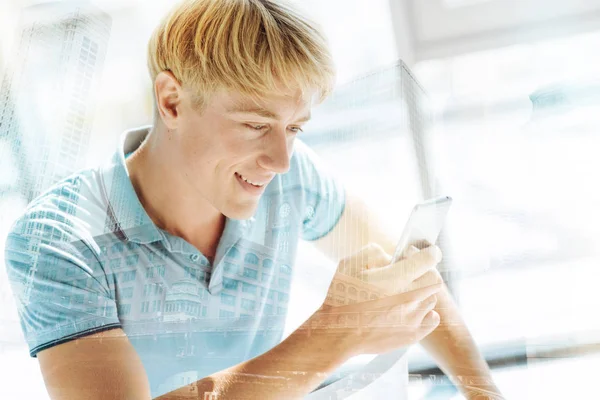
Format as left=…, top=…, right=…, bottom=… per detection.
left=99, top=125, right=165, bottom=245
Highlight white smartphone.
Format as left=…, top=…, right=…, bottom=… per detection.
left=390, top=196, right=453, bottom=263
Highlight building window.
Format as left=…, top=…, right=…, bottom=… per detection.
left=126, top=254, right=139, bottom=266
left=220, top=293, right=235, bottom=306
left=241, top=299, right=256, bottom=311
left=146, top=266, right=165, bottom=278
left=118, top=304, right=131, bottom=316
left=122, top=271, right=136, bottom=282
left=336, top=283, right=345, bottom=292
left=111, top=242, right=124, bottom=253
left=244, top=253, right=259, bottom=265
left=242, top=282, right=257, bottom=294
left=278, top=278, right=289, bottom=289
left=75, top=278, right=87, bottom=288
left=243, top=268, right=258, bottom=280
left=279, top=264, right=292, bottom=275
left=227, top=247, right=240, bottom=259
left=104, top=306, right=115, bottom=317
left=121, top=287, right=134, bottom=299
left=72, top=294, right=84, bottom=304
left=219, top=309, right=235, bottom=319
left=223, top=278, right=239, bottom=290
left=224, top=262, right=239, bottom=275
left=184, top=266, right=197, bottom=279
left=278, top=292, right=289, bottom=303
left=43, top=270, right=57, bottom=281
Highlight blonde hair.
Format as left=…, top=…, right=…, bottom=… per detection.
left=147, top=0, right=336, bottom=115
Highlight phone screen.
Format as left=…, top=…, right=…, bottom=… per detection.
left=391, top=196, right=452, bottom=263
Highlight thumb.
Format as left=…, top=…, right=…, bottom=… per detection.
left=338, top=243, right=391, bottom=276
left=421, top=310, right=441, bottom=334
left=403, top=245, right=421, bottom=259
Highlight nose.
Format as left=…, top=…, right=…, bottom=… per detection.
left=259, top=129, right=292, bottom=174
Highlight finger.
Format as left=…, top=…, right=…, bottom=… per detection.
left=417, top=310, right=441, bottom=335
left=333, top=282, right=443, bottom=315
left=406, top=269, right=444, bottom=292
left=363, top=243, right=393, bottom=269
left=384, top=308, right=441, bottom=337
left=403, top=245, right=420, bottom=259
left=338, top=243, right=392, bottom=276
left=412, top=294, right=438, bottom=320
left=383, top=294, right=438, bottom=330
left=422, top=244, right=443, bottom=262
left=392, top=282, right=444, bottom=306
left=359, top=245, right=440, bottom=289
left=393, top=245, right=442, bottom=282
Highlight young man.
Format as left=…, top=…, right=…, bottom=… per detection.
left=4, top=0, right=502, bottom=399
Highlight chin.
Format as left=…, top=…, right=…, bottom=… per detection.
left=223, top=202, right=259, bottom=220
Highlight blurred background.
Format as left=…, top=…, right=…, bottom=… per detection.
left=1, top=0, right=599, bottom=399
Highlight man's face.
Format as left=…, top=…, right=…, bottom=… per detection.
left=172, top=86, right=313, bottom=220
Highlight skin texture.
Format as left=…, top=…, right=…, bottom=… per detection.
left=126, top=71, right=313, bottom=257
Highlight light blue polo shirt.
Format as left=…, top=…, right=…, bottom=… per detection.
left=4, top=126, right=345, bottom=398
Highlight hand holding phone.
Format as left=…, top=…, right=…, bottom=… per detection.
left=353, top=196, right=451, bottom=295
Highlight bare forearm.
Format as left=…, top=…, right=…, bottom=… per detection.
left=155, top=325, right=349, bottom=400
left=421, top=285, right=501, bottom=399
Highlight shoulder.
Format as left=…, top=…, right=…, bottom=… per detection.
left=5, top=167, right=110, bottom=263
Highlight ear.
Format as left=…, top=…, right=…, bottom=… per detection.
left=154, top=70, right=183, bottom=130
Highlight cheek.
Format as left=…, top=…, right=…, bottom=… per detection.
left=212, top=128, right=257, bottom=177
left=221, top=128, right=262, bottom=160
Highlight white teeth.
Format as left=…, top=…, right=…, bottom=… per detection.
left=237, top=173, right=264, bottom=187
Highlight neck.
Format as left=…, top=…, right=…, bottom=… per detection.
left=125, top=126, right=225, bottom=257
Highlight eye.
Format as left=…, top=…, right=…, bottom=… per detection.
left=245, top=124, right=267, bottom=131
left=289, top=126, right=304, bottom=134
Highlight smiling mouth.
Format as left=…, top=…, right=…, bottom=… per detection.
left=235, top=172, right=267, bottom=187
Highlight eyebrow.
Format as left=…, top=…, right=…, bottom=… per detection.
left=227, top=106, right=311, bottom=123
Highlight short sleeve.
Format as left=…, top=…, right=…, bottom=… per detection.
left=4, top=215, right=121, bottom=358
left=292, top=140, right=346, bottom=241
